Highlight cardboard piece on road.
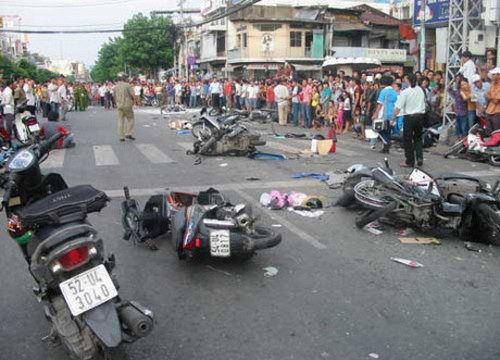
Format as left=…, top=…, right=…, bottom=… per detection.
left=398, top=237, right=441, bottom=245
left=311, top=139, right=333, bottom=155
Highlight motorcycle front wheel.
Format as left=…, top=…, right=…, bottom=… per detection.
left=476, top=203, right=500, bottom=245
left=191, top=121, right=214, bottom=139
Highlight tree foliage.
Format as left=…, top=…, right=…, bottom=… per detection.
left=0, top=55, right=58, bottom=83
left=91, top=13, right=176, bottom=82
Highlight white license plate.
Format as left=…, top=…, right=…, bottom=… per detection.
left=209, top=229, right=231, bottom=257
left=28, top=124, right=40, bottom=132
left=59, top=264, right=118, bottom=316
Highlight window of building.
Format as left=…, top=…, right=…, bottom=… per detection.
left=351, top=35, right=362, bottom=47
left=290, top=31, right=302, bottom=47
left=216, top=31, right=225, bottom=54
left=402, top=6, right=410, bottom=19
left=254, top=24, right=282, bottom=32
left=237, top=34, right=241, bottom=48
left=243, top=33, right=248, bottom=48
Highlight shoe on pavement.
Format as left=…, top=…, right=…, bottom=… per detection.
left=125, top=135, right=136, bottom=140
left=399, top=162, right=412, bottom=168
left=119, top=138, right=125, bottom=142
left=417, top=161, right=423, bottom=166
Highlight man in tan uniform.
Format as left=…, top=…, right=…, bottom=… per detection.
left=113, top=73, right=136, bottom=141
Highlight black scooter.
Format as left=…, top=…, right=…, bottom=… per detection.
left=2, top=133, right=154, bottom=359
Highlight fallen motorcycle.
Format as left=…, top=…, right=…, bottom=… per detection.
left=189, top=108, right=265, bottom=156
left=444, top=123, right=500, bottom=166
left=2, top=133, right=154, bottom=359
left=336, top=160, right=500, bottom=245
left=121, top=187, right=282, bottom=259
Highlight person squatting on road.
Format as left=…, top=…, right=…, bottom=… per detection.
left=391, top=74, right=427, bottom=168
left=113, top=73, right=136, bottom=142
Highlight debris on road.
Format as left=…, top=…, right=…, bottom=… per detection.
left=291, top=172, right=329, bottom=181
left=248, top=152, right=287, bottom=160
left=368, top=353, right=380, bottom=359
left=363, top=222, right=384, bottom=235
left=397, top=228, right=415, bottom=236
left=398, top=237, right=441, bottom=245
left=464, top=241, right=482, bottom=252
left=390, top=257, right=424, bottom=268
left=219, top=163, right=228, bottom=167
left=206, top=265, right=233, bottom=277
left=263, top=266, right=279, bottom=277
left=325, top=172, right=348, bottom=189
left=245, top=176, right=261, bottom=181
left=176, top=129, right=191, bottom=136
left=272, top=224, right=282, bottom=227
left=288, top=208, right=324, bottom=218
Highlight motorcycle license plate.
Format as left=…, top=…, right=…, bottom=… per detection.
left=209, top=229, right=231, bottom=257
left=59, top=264, right=117, bottom=316
left=28, top=124, right=40, bottom=132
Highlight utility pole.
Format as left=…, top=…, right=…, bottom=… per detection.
left=179, top=0, right=189, bottom=80
left=419, top=0, right=426, bottom=71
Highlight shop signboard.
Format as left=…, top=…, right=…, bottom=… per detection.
left=413, top=0, right=449, bottom=26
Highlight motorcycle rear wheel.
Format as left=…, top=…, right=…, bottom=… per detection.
left=444, top=141, right=465, bottom=158
left=353, top=180, right=392, bottom=210
left=191, top=121, right=213, bottom=139
left=488, top=155, right=500, bottom=167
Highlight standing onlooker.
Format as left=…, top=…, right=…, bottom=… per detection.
left=448, top=75, right=469, bottom=138
left=485, top=67, right=500, bottom=132
left=134, top=82, right=142, bottom=106
left=274, top=78, right=290, bottom=126
left=342, top=91, right=352, bottom=134
left=224, top=80, right=233, bottom=109
left=1, top=80, right=15, bottom=139
left=300, top=80, right=312, bottom=128
left=98, top=83, right=107, bottom=107
left=266, top=81, right=275, bottom=110
left=458, top=50, right=477, bottom=84
left=247, top=81, right=258, bottom=111
left=240, top=81, right=248, bottom=110
left=174, top=81, right=183, bottom=105
left=58, top=77, right=68, bottom=121
left=48, top=78, right=60, bottom=114
left=209, top=78, right=222, bottom=110
left=24, top=79, right=36, bottom=115
left=391, top=74, right=427, bottom=167
left=460, top=80, right=476, bottom=130
left=372, top=76, right=397, bottom=153
left=40, top=84, right=50, bottom=118
left=290, top=80, right=300, bottom=127
left=113, top=73, right=136, bottom=142
left=13, top=78, right=26, bottom=107
left=471, top=74, right=490, bottom=119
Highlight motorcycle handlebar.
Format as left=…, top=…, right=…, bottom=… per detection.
left=37, top=132, right=64, bottom=159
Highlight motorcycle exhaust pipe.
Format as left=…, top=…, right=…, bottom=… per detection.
left=118, top=301, right=154, bottom=338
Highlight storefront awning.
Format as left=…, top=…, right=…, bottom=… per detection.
left=245, top=64, right=283, bottom=70
left=322, top=57, right=381, bottom=67
left=292, top=64, right=322, bottom=71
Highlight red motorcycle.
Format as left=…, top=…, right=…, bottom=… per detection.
left=444, top=123, right=500, bottom=166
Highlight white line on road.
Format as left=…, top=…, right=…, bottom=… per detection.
left=40, top=149, right=65, bottom=169
left=104, top=179, right=322, bottom=198
left=234, top=189, right=328, bottom=250
left=93, top=145, right=119, bottom=166
left=135, top=143, right=175, bottom=163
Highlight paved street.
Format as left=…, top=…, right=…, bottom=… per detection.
left=1, top=107, right=500, bottom=360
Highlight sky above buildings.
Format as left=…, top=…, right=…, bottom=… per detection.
left=2, top=0, right=200, bottom=66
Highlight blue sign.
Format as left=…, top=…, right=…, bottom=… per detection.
left=413, top=0, right=449, bottom=26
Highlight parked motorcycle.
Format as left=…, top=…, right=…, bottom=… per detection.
left=336, top=160, right=500, bottom=245
left=121, top=187, right=282, bottom=259
left=2, top=133, right=154, bottom=359
left=190, top=108, right=265, bottom=156
left=14, top=102, right=41, bottom=146
left=444, top=124, right=500, bottom=166
left=142, top=95, right=159, bottom=107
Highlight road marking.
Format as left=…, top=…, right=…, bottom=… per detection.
left=93, top=145, right=119, bottom=166
left=234, top=189, right=327, bottom=250
left=104, top=179, right=322, bottom=198
left=135, top=143, right=175, bottom=163
left=177, top=142, right=192, bottom=151
left=40, top=149, right=65, bottom=169
left=458, top=169, right=500, bottom=177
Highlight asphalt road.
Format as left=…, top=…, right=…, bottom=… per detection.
left=1, top=106, right=499, bottom=360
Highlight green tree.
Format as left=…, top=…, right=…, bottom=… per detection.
left=91, top=13, right=176, bottom=81
left=0, top=55, right=58, bottom=83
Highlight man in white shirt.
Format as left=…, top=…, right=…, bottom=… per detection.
left=209, top=78, right=222, bottom=109
left=240, top=81, right=248, bottom=110
left=98, top=84, right=107, bottom=107
left=1, top=81, right=15, bottom=138
left=23, top=79, right=36, bottom=115
left=390, top=74, right=427, bottom=167
left=48, top=78, right=61, bottom=114
left=234, top=81, right=242, bottom=109
left=174, top=82, right=183, bottom=104
left=458, top=51, right=477, bottom=84
left=247, top=81, right=258, bottom=111
left=274, top=78, right=290, bottom=126
left=58, top=78, right=68, bottom=121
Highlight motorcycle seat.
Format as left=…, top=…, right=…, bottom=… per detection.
left=17, top=185, right=109, bottom=227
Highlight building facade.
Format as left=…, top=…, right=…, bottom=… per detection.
left=0, top=15, right=29, bottom=60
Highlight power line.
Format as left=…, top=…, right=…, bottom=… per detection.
left=0, top=0, right=140, bottom=8
left=0, top=0, right=262, bottom=34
